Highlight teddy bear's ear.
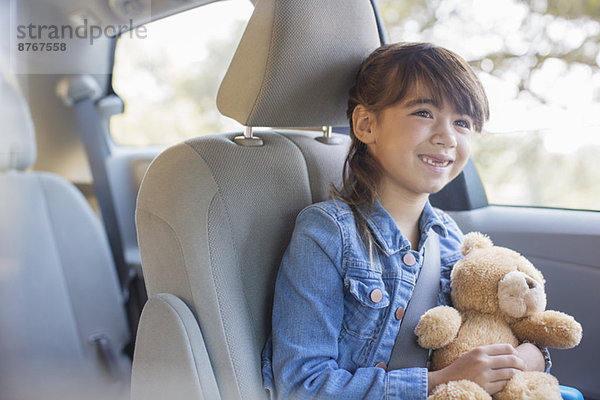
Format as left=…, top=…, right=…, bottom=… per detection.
left=461, top=232, right=494, bottom=256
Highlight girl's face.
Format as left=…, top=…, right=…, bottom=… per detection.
left=354, top=89, right=473, bottom=202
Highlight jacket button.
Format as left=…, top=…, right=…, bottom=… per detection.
left=403, top=253, right=416, bottom=266
left=375, top=362, right=387, bottom=371
left=370, top=289, right=383, bottom=303
left=395, top=306, right=405, bottom=321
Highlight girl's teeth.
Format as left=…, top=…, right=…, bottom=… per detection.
left=421, top=156, right=450, bottom=167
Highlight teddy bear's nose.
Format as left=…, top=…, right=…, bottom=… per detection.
left=526, top=277, right=537, bottom=289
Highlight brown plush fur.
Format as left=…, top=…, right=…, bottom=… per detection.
left=415, top=232, right=582, bottom=399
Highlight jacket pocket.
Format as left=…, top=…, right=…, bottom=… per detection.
left=342, top=272, right=390, bottom=339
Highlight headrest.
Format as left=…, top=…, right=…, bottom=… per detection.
left=217, top=0, right=381, bottom=128
left=0, top=67, right=36, bottom=172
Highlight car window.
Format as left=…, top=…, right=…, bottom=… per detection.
left=110, top=0, right=253, bottom=146
left=378, top=0, right=600, bottom=211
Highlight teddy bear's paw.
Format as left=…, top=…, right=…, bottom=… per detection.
left=494, top=371, right=561, bottom=400
left=416, top=306, right=462, bottom=349
left=428, top=380, right=491, bottom=400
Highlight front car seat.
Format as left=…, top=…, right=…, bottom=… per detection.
left=131, top=0, right=381, bottom=399
left=0, top=67, right=131, bottom=400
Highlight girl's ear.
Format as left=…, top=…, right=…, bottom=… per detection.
left=352, top=105, right=376, bottom=144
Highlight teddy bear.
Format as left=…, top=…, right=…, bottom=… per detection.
left=415, top=232, right=582, bottom=400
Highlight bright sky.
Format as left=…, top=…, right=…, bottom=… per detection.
left=132, top=0, right=253, bottom=66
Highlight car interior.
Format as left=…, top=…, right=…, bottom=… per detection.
left=1, top=0, right=599, bottom=399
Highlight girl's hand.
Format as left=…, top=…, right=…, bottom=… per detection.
left=427, top=344, right=526, bottom=395
left=515, top=342, right=545, bottom=372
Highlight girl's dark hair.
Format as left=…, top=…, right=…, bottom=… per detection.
left=332, top=42, right=490, bottom=209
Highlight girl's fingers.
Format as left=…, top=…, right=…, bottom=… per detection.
left=490, top=354, right=526, bottom=371
left=481, top=343, right=519, bottom=356
left=488, top=380, right=511, bottom=395
left=485, top=368, right=521, bottom=394
left=488, top=367, right=522, bottom=383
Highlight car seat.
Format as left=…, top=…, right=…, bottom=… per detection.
left=0, top=66, right=131, bottom=400
left=130, top=0, right=380, bottom=399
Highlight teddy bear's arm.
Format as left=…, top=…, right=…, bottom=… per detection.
left=415, top=306, right=462, bottom=349
left=510, top=310, right=582, bottom=349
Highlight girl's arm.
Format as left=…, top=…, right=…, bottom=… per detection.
left=271, top=206, right=428, bottom=400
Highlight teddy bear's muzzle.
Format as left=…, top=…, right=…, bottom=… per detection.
left=498, top=270, right=547, bottom=318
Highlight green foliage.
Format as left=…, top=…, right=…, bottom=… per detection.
left=544, top=0, right=600, bottom=19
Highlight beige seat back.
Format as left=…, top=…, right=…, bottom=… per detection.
left=132, top=1, right=381, bottom=399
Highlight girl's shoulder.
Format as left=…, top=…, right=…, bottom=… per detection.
left=299, top=198, right=355, bottom=221
left=294, top=199, right=360, bottom=241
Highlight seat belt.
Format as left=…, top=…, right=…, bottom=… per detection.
left=57, top=77, right=131, bottom=294
left=388, top=231, right=440, bottom=369
left=72, top=96, right=132, bottom=294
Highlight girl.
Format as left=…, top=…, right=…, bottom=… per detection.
left=262, top=42, right=545, bottom=399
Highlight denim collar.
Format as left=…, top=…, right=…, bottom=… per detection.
left=359, top=198, right=448, bottom=256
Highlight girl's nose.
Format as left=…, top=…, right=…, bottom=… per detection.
left=433, top=120, right=457, bottom=148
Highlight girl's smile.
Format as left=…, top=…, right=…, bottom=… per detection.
left=418, top=154, right=454, bottom=169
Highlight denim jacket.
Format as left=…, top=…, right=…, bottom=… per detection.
left=262, top=198, right=465, bottom=400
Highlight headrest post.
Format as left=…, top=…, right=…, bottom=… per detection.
left=316, top=126, right=342, bottom=145
left=234, top=126, right=264, bottom=147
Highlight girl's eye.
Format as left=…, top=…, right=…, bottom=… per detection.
left=413, top=110, right=432, bottom=118
left=455, top=119, right=472, bottom=130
